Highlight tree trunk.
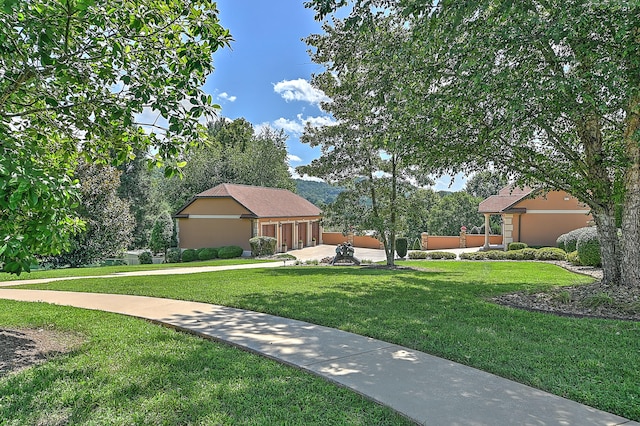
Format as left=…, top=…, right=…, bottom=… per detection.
left=621, top=99, right=640, bottom=288
left=591, top=206, right=621, bottom=286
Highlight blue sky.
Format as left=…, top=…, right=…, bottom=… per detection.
left=204, top=1, right=465, bottom=191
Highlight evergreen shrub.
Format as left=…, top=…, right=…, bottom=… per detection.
left=249, top=236, right=277, bottom=257
left=508, top=242, right=528, bottom=251
left=556, top=233, right=567, bottom=251
left=567, top=250, right=581, bottom=266
left=181, top=249, right=197, bottom=262
left=218, top=245, right=243, bottom=259
left=564, top=227, right=590, bottom=253
left=166, top=248, right=181, bottom=263
left=429, top=251, right=457, bottom=260
left=138, top=251, right=153, bottom=264
left=198, top=247, right=218, bottom=260
left=576, top=227, right=601, bottom=266
left=408, top=251, right=428, bottom=259
left=535, top=247, right=567, bottom=261
left=395, top=237, right=408, bottom=258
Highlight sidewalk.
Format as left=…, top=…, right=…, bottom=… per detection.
left=0, top=289, right=635, bottom=426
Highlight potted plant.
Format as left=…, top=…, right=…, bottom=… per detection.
left=281, top=242, right=287, bottom=252
left=311, top=237, right=316, bottom=247
left=298, top=240, right=303, bottom=249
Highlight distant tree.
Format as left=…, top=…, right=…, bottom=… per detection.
left=0, top=0, right=231, bottom=273
left=295, top=179, right=344, bottom=205
left=43, top=162, right=134, bottom=267
left=400, top=188, right=440, bottom=242
left=149, top=211, right=174, bottom=258
left=300, top=14, right=435, bottom=265
left=164, top=119, right=295, bottom=212
left=427, top=192, right=484, bottom=236
left=464, top=171, right=509, bottom=199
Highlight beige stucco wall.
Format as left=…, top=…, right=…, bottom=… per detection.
left=177, top=217, right=252, bottom=250
left=511, top=191, right=592, bottom=247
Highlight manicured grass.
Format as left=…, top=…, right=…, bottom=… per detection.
left=4, top=261, right=639, bottom=421
left=0, top=258, right=276, bottom=282
left=0, top=300, right=410, bottom=425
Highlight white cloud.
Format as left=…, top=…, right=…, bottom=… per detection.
left=289, top=166, right=324, bottom=182
left=218, top=92, right=237, bottom=102
left=272, top=113, right=336, bottom=136
left=273, top=78, right=330, bottom=105
left=288, top=154, right=302, bottom=163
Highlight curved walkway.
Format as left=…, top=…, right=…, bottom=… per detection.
left=0, top=288, right=635, bottom=426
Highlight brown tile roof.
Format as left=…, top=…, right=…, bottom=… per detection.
left=478, top=186, right=536, bottom=213
left=183, top=183, right=322, bottom=218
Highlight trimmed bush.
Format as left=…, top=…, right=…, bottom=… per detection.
left=535, top=247, right=567, bottom=261
left=577, top=227, right=601, bottom=266
left=505, top=250, right=525, bottom=260
left=429, top=251, right=457, bottom=260
left=519, top=248, right=538, bottom=260
left=138, top=251, right=153, bottom=264
left=181, top=249, right=197, bottom=262
left=564, top=227, right=590, bottom=253
left=395, top=237, right=408, bottom=259
left=508, top=242, right=528, bottom=251
left=460, top=251, right=489, bottom=260
left=218, top=245, right=244, bottom=259
left=166, top=248, right=181, bottom=263
left=486, top=250, right=509, bottom=260
left=198, top=247, right=218, bottom=261
left=408, top=251, right=428, bottom=259
left=567, top=250, right=581, bottom=266
left=556, top=233, right=567, bottom=251
left=249, top=236, right=277, bottom=257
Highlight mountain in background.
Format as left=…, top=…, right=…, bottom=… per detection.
left=295, top=179, right=344, bottom=206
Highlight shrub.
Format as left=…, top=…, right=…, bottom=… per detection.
left=577, top=227, right=601, bottom=266
left=564, top=227, right=590, bottom=253
left=505, top=250, right=525, bottom=260
left=460, top=251, right=489, bottom=260
left=486, top=250, right=509, bottom=260
left=166, top=248, right=181, bottom=263
left=535, top=247, right=567, bottom=261
left=395, top=237, right=408, bottom=259
left=138, top=251, right=153, bottom=264
left=567, top=250, right=581, bottom=265
left=198, top=247, right=218, bottom=261
left=556, top=233, right=567, bottom=251
left=520, top=248, right=539, bottom=260
left=429, top=251, right=457, bottom=260
left=249, top=236, right=277, bottom=257
left=408, top=251, right=428, bottom=259
left=218, top=245, right=244, bottom=259
left=411, top=238, right=422, bottom=250
left=181, top=249, right=197, bottom=262
left=507, top=242, right=528, bottom=251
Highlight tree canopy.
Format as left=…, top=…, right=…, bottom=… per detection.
left=0, top=0, right=232, bottom=273
left=305, top=0, right=640, bottom=287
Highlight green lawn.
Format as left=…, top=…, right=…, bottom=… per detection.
left=0, top=258, right=276, bottom=282
left=2, top=261, right=639, bottom=421
left=0, top=301, right=409, bottom=425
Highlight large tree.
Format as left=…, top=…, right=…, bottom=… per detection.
left=164, top=118, right=295, bottom=212
left=0, top=0, right=231, bottom=273
left=299, top=15, right=433, bottom=265
left=306, top=0, right=640, bottom=287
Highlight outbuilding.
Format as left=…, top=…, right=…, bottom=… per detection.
left=175, top=183, right=323, bottom=253
left=479, top=186, right=592, bottom=248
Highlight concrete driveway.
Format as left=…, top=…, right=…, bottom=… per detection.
left=286, top=244, right=481, bottom=262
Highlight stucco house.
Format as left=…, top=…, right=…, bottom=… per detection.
left=175, top=183, right=323, bottom=253
left=478, top=186, right=592, bottom=248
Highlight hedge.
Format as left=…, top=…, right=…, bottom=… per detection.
left=507, top=242, right=528, bottom=251
left=577, top=227, right=601, bottom=266
left=408, top=251, right=428, bottom=259
left=563, top=227, right=591, bottom=253
left=198, top=247, right=218, bottom=261
left=429, top=251, right=457, bottom=260
left=535, top=247, right=567, bottom=261
left=166, top=248, right=181, bottom=263
left=218, top=245, right=244, bottom=259
left=181, top=249, right=197, bottom=262
left=395, top=237, right=408, bottom=259
left=249, top=236, right=277, bottom=257
left=138, top=251, right=153, bottom=264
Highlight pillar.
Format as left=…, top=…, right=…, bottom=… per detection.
left=459, top=226, right=467, bottom=248
left=503, top=214, right=514, bottom=251
left=483, top=214, right=491, bottom=250
left=421, top=232, right=428, bottom=250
